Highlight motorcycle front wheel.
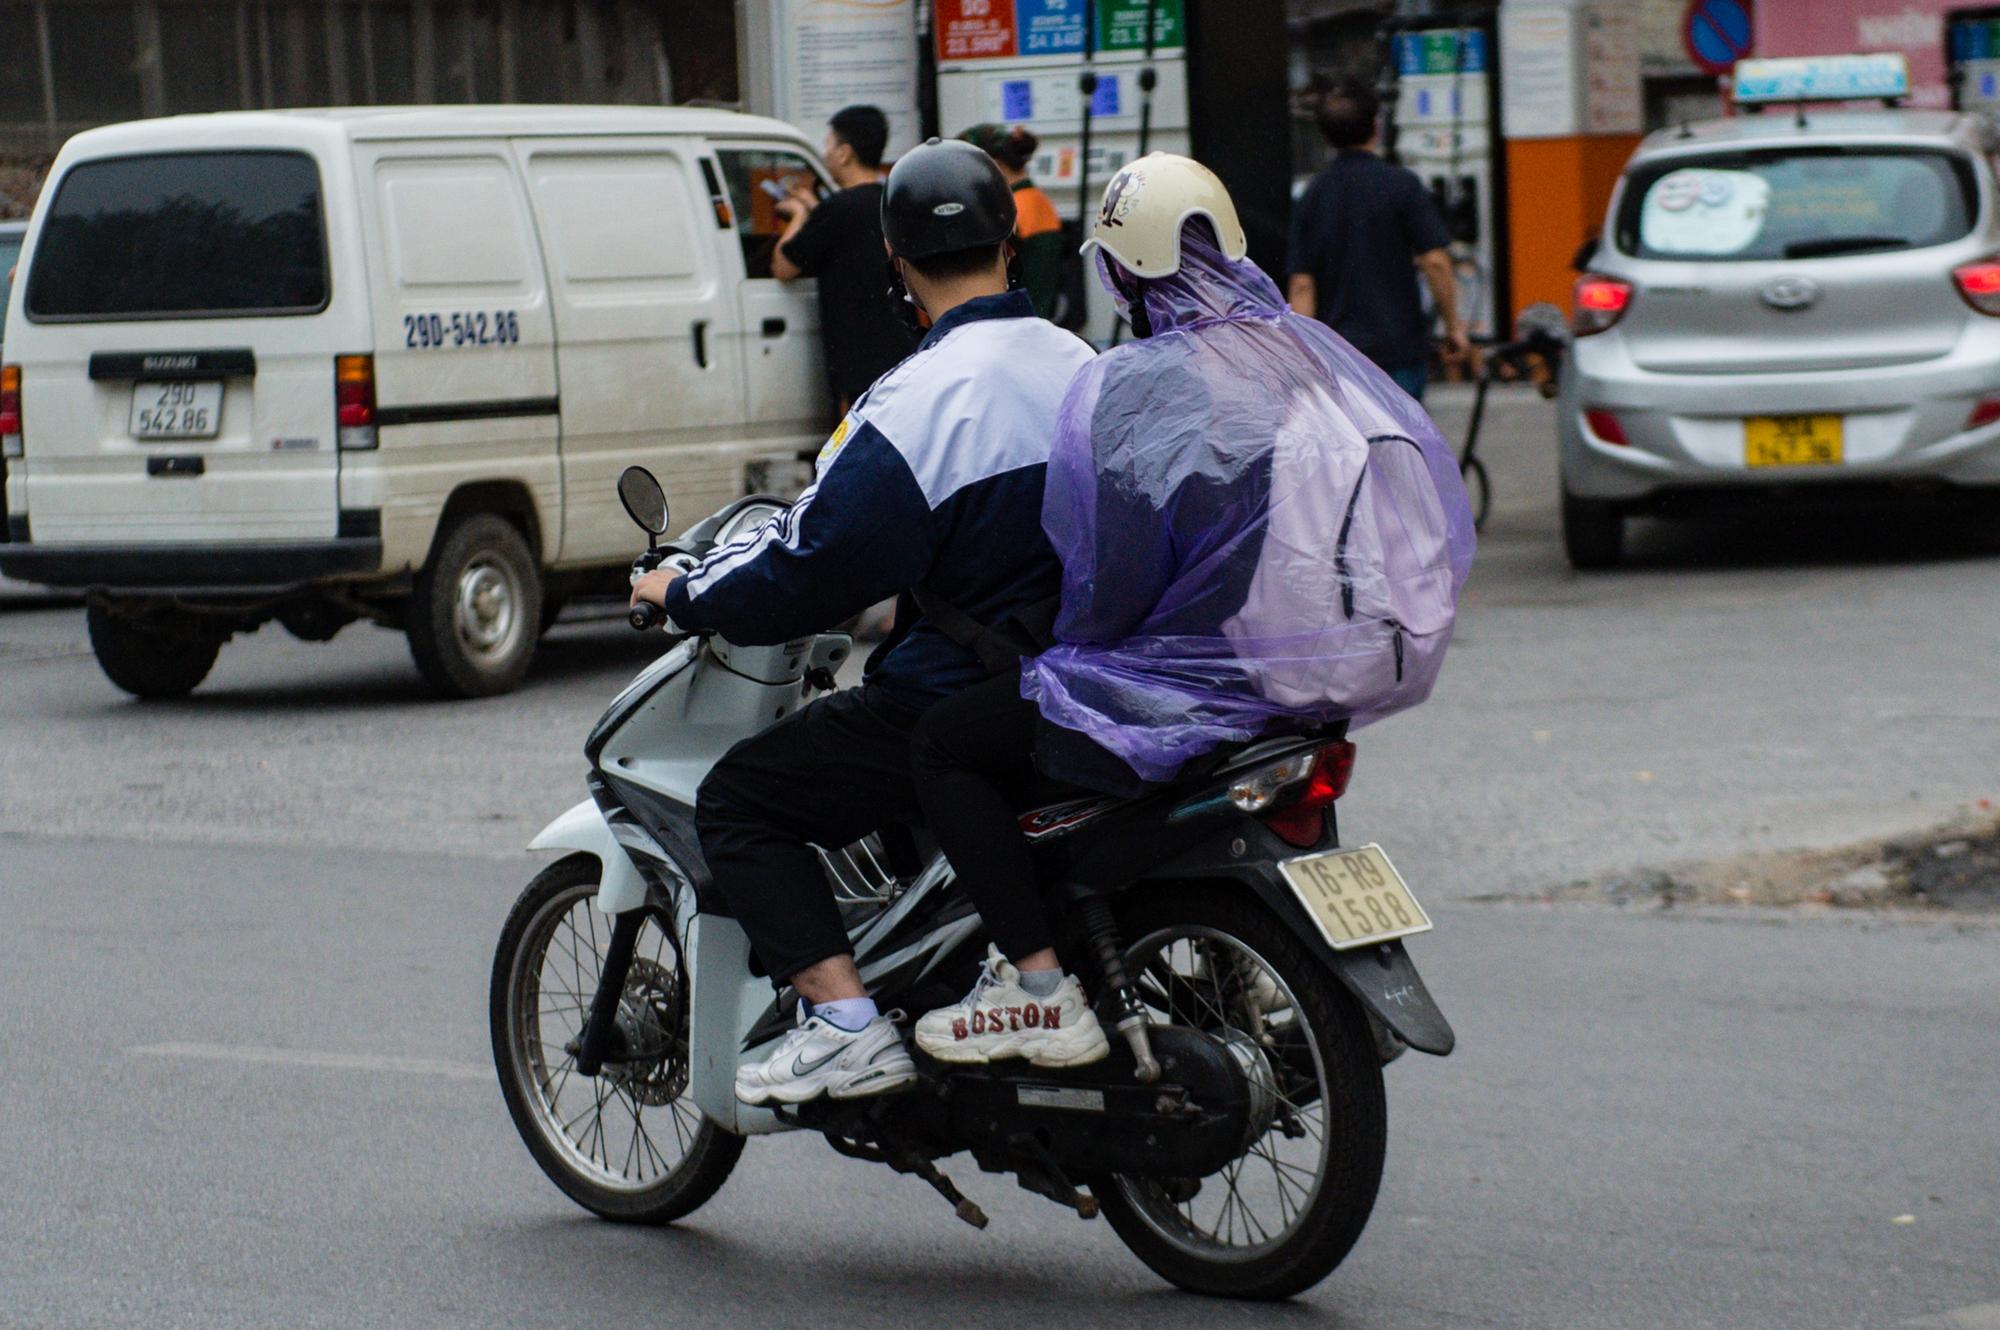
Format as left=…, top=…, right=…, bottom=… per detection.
left=490, top=853, right=743, bottom=1222
left=1092, top=886, right=1389, bottom=1300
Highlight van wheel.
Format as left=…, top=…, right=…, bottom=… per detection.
left=407, top=513, right=542, bottom=698
left=1562, top=492, right=1624, bottom=570
left=86, top=601, right=222, bottom=700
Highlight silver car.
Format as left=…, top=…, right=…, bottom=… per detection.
left=1558, top=110, right=2000, bottom=567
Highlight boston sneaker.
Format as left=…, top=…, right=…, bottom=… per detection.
left=915, top=946, right=1110, bottom=1067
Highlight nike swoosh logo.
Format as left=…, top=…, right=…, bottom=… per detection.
left=790, top=1046, right=842, bottom=1077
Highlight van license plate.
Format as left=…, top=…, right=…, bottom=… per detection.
left=131, top=381, right=222, bottom=440
left=1744, top=414, right=1841, bottom=467
left=1277, top=843, right=1432, bottom=951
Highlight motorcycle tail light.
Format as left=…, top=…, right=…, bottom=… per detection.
left=1953, top=258, right=2000, bottom=315
left=1584, top=408, right=1629, bottom=446
left=335, top=354, right=377, bottom=449
left=1259, top=741, right=1358, bottom=849
left=1572, top=275, right=1632, bottom=335
left=1, top=365, right=21, bottom=457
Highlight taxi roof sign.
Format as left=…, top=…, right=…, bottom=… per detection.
left=1732, top=54, right=1911, bottom=105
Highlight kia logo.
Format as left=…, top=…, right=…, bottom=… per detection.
left=1761, top=275, right=1820, bottom=310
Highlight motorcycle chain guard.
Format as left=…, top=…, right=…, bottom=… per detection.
left=799, top=1025, right=1260, bottom=1181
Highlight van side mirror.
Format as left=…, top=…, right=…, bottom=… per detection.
left=1571, top=235, right=1601, bottom=270
left=617, top=466, right=670, bottom=544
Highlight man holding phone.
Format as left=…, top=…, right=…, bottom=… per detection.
left=772, top=104, right=918, bottom=412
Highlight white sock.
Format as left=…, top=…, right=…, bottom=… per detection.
left=812, top=997, right=878, bottom=1032
left=1017, top=968, right=1063, bottom=999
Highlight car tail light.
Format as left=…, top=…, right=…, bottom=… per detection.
left=0, top=365, right=19, bottom=458
left=1572, top=274, right=1632, bottom=335
left=1953, top=258, right=2000, bottom=315
left=336, top=354, right=376, bottom=450
left=1256, top=741, right=1358, bottom=849
left=1968, top=398, right=2000, bottom=430
left=1583, top=408, right=1629, bottom=446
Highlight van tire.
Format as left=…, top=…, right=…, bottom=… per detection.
left=1562, top=492, right=1624, bottom=570
left=406, top=513, right=542, bottom=698
left=86, top=601, right=222, bottom=700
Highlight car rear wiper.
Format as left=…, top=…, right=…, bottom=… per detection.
left=1782, top=235, right=1911, bottom=259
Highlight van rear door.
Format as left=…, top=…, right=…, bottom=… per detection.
left=16, top=149, right=352, bottom=544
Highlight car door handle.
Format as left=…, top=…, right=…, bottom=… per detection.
left=691, top=319, right=709, bottom=369
left=761, top=317, right=787, bottom=338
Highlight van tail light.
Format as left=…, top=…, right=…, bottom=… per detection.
left=1572, top=274, right=1632, bottom=335
left=1, top=365, right=20, bottom=458
left=1968, top=398, right=2000, bottom=430
left=1258, top=741, right=1358, bottom=849
left=335, top=354, right=377, bottom=450
left=1953, top=258, right=2000, bottom=315
left=1583, top=408, right=1629, bottom=446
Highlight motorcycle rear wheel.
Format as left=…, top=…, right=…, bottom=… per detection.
left=491, top=853, right=743, bottom=1223
left=1091, top=886, right=1388, bottom=1300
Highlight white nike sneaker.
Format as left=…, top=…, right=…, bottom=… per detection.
left=915, top=946, right=1111, bottom=1067
left=734, top=1009, right=918, bottom=1106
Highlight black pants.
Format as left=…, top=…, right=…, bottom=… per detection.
left=908, top=672, right=1057, bottom=962
left=695, top=686, right=927, bottom=983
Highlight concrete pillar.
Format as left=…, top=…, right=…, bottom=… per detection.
left=1497, top=0, right=1642, bottom=322
left=412, top=0, right=437, bottom=103
left=133, top=0, right=166, bottom=117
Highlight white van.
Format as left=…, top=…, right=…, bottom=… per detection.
left=0, top=107, right=840, bottom=697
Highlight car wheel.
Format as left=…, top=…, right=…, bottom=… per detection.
left=406, top=512, right=542, bottom=698
left=1561, top=492, right=1624, bottom=569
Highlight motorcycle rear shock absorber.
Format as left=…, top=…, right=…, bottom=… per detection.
left=1075, top=894, right=1161, bottom=1083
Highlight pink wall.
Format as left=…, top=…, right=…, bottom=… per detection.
left=1756, top=1, right=1952, bottom=108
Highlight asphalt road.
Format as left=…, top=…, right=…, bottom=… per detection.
left=3, top=385, right=1997, bottom=1327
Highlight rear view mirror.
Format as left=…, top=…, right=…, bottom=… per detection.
left=617, top=466, right=670, bottom=540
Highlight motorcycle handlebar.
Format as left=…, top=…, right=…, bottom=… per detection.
left=628, top=601, right=667, bottom=632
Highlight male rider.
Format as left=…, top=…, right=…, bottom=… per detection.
left=629, top=139, right=1096, bottom=1105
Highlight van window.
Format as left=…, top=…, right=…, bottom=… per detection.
left=1618, top=147, right=1975, bottom=261
left=26, top=150, right=328, bottom=320
left=715, top=148, right=826, bottom=279
left=378, top=157, right=532, bottom=287
left=525, top=153, right=701, bottom=286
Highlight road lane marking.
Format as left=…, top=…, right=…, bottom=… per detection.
left=130, top=1041, right=489, bottom=1081
left=1908, top=1301, right=2000, bottom=1329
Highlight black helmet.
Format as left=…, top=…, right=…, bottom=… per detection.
left=881, top=138, right=1016, bottom=261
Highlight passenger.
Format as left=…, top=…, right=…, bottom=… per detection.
left=910, top=154, right=1474, bottom=1065
left=960, top=123, right=1065, bottom=320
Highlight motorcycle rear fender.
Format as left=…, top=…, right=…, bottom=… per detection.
left=528, top=799, right=648, bottom=915
left=1136, top=822, right=1456, bottom=1056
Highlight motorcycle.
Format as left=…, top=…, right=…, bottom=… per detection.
left=489, top=467, right=1455, bottom=1301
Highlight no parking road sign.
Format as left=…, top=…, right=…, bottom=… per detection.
left=1683, top=0, right=1752, bottom=76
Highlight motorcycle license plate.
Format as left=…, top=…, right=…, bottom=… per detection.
left=1278, top=844, right=1432, bottom=951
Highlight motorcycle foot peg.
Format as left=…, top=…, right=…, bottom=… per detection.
left=1114, top=1012, right=1162, bottom=1083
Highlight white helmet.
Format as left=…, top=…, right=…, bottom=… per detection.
left=1081, top=152, right=1248, bottom=279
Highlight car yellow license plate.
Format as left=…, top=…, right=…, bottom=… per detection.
left=1277, top=844, right=1432, bottom=951
left=1745, top=414, right=1842, bottom=467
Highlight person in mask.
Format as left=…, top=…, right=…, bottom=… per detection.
left=907, top=154, right=1473, bottom=1066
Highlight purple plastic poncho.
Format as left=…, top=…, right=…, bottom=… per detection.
left=1021, top=231, right=1476, bottom=783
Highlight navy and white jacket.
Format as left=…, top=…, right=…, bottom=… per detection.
left=661, top=290, right=1095, bottom=706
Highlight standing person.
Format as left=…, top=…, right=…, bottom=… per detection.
left=771, top=105, right=919, bottom=411
left=1285, top=78, right=1469, bottom=401
left=629, top=140, right=1103, bottom=1104
left=960, top=123, right=1065, bottom=319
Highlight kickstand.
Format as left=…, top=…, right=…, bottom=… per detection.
left=886, top=1144, right=988, bottom=1230
left=1006, top=1134, right=1099, bottom=1220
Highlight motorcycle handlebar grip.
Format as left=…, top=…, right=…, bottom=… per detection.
left=629, top=601, right=666, bottom=632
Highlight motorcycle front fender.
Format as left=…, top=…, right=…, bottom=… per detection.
left=528, top=799, right=648, bottom=915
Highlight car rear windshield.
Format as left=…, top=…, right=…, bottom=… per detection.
left=1616, top=146, right=1976, bottom=262
left=26, top=150, right=328, bottom=320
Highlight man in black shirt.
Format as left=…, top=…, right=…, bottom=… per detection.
left=1285, top=79, right=1468, bottom=401
left=772, top=104, right=919, bottom=411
